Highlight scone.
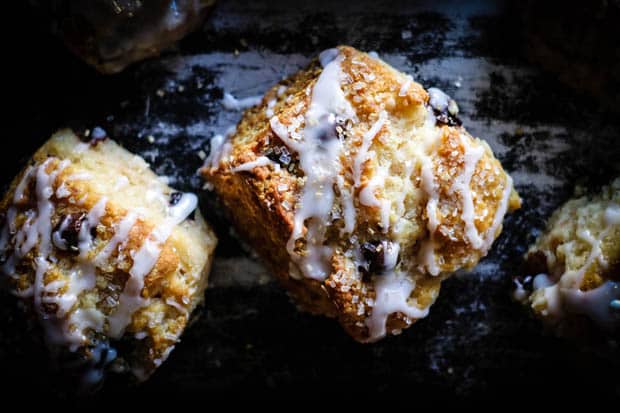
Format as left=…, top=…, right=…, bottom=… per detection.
left=202, top=46, right=520, bottom=342
left=0, top=129, right=217, bottom=385
left=40, top=0, right=215, bottom=74
left=514, top=178, right=620, bottom=334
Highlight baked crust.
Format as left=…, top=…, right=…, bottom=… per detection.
left=0, top=129, right=217, bottom=384
left=203, top=46, right=520, bottom=342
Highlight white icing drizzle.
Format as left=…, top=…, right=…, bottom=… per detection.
left=165, top=297, right=189, bottom=316
left=605, top=204, right=620, bottom=225
left=399, top=76, right=413, bottom=97
left=530, top=202, right=620, bottom=330
left=51, top=215, right=71, bottom=250
left=50, top=196, right=108, bottom=346
left=366, top=272, right=430, bottom=342
left=113, top=175, right=130, bottom=191
left=559, top=207, right=617, bottom=289
left=230, top=156, right=279, bottom=172
left=108, top=192, right=197, bottom=338
left=0, top=150, right=202, bottom=380
left=427, top=87, right=451, bottom=112
left=563, top=282, right=620, bottom=331
left=95, top=211, right=138, bottom=264
left=420, top=157, right=440, bottom=233
left=56, top=182, right=71, bottom=198
left=0, top=159, right=108, bottom=348
left=359, top=165, right=391, bottom=232
left=14, top=166, right=35, bottom=202
left=353, top=113, right=391, bottom=232
left=78, top=197, right=107, bottom=253
left=414, top=112, right=443, bottom=275
left=265, top=99, right=277, bottom=118
left=263, top=51, right=512, bottom=341
left=353, top=111, right=387, bottom=186
left=269, top=117, right=289, bottom=142
left=221, top=92, right=262, bottom=111
left=205, top=133, right=233, bottom=169
left=318, top=48, right=339, bottom=67
left=419, top=239, right=440, bottom=276
left=30, top=160, right=69, bottom=320
left=265, top=86, right=287, bottom=118
left=361, top=240, right=433, bottom=341
left=512, top=277, right=530, bottom=303
left=335, top=175, right=355, bottom=235
left=480, top=175, right=513, bottom=252
left=271, top=50, right=356, bottom=281
left=451, top=135, right=485, bottom=249
left=382, top=241, right=400, bottom=271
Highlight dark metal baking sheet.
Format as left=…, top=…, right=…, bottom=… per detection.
left=3, top=0, right=620, bottom=401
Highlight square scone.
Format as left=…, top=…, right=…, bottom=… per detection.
left=203, top=46, right=520, bottom=342
left=0, top=129, right=217, bottom=385
left=514, top=177, right=620, bottom=335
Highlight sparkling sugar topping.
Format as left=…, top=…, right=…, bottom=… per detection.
left=264, top=49, right=514, bottom=341
left=270, top=48, right=356, bottom=281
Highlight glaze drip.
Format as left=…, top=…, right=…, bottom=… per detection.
left=109, top=192, right=197, bottom=338
left=271, top=49, right=356, bottom=281
left=528, top=198, right=620, bottom=331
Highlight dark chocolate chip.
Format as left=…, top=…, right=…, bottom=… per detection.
left=314, top=114, right=338, bottom=143
left=433, top=108, right=462, bottom=127
left=53, top=213, right=88, bottom=252
left=359, top=240, right=399, bottom=279
left=360, top=240, right=389, bottom=275
left=169, top=191, right=183, bottom=206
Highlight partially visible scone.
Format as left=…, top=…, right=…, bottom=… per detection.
left=203, top=46, right=520, bottom=342
left=514, top=178, right=620, bottom=334
left=39, top=0, right=215, bottom=74
left=0, top=129, right=217, bottom=385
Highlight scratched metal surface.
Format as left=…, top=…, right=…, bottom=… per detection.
left=3, top=0, right=620, bottom=402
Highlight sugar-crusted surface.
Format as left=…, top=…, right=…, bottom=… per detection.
left=203, top=46, right=520, bottom=341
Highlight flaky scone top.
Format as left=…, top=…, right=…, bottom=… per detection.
left=204, top=46, right=520, bottom=342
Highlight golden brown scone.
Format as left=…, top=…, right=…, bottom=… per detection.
left=0, top=129, right=217, bottom=385
left=202, top=46, right=520, bottom=342
left=514, top=178, right=620, bottom=334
